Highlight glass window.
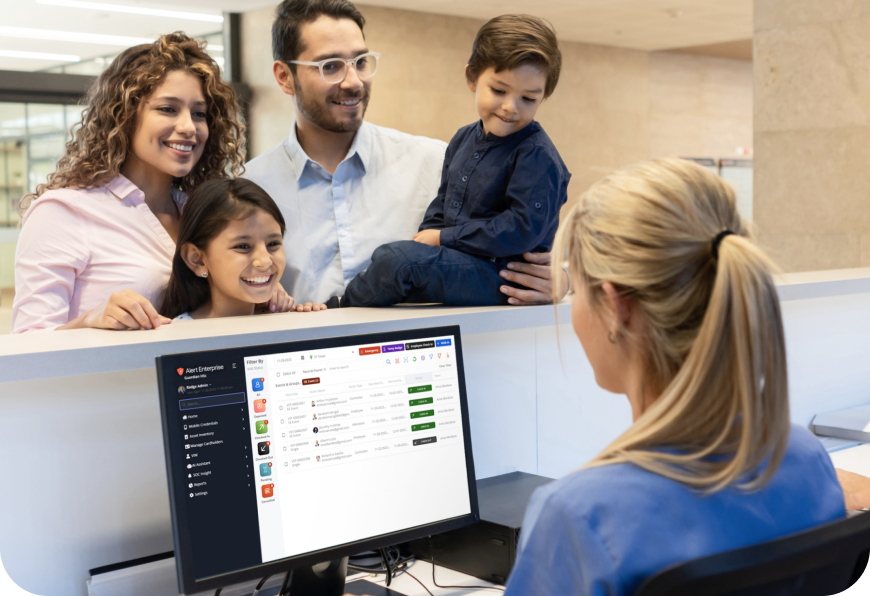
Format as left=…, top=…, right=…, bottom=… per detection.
left=0, top=102, right=86, bottom=227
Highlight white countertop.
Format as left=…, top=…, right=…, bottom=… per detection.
left=0, top=303, right=572, bottom=382
left=2, top=266, right=868, bottom=383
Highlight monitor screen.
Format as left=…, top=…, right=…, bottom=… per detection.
left=157, top=325, right=478, bottom=594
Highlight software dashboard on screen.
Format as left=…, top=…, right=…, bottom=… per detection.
left=158, top=326, right=477, bottom=593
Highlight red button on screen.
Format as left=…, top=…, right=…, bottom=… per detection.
left=359, top=346, right=382, bottom=355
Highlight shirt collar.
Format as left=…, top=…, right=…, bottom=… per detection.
left=104, top=174, right=141, bottom=201
left=103, top=174, right=187, bottom=208
left=476, top=119, right=541, bottom=144
left=284, top=120, right=372, bottom=181
left=348, top=120, right=371, bottom=173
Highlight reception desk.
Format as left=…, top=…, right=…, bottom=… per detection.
left=2, top=268, right=870, bottom=596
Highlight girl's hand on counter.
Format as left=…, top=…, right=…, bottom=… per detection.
left=259, top=282, right=295, bottom=313
left=294, top=301, right=328, bottom=312
left=61, top=289, right=171, bottom=330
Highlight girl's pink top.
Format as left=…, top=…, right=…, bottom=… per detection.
left=12, top=175, right=186, bottom=333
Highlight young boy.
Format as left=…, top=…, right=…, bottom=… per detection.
left=329, top=14, right=570, bottom=307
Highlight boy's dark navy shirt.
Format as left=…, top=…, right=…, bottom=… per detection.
left=419, top=119, right=571, bottom=260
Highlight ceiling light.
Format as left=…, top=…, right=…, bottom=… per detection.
left=0, top=26, right=152, bottom=46
left=0, top=49, right=80, bottom=62
left=36, top=0, right=224, bottom=23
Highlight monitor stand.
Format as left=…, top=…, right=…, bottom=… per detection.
left=283, top=556, right=405, bottom=596
left=284, top=557, right=347, bottom=596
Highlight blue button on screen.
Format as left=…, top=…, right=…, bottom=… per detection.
left=435, top=339, right=452, bottom=347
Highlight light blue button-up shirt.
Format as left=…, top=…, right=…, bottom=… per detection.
left=244, top=121, right=447, bottom=303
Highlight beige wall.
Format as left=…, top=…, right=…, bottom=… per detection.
left=754, top=0, right=870, bottom=272
left=241, top=3, right=753, bottom=210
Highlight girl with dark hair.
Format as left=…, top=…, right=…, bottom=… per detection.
left=12, top=33, right=296, bottom=332
left=161, top=179, right=325, bottom=320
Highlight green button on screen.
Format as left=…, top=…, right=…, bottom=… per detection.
left=410, top=409, right=435, bottom=419
left=408, top=385, right=432, bottom=394
left=412, top=421, right=436, bottom=431
left=409, top=397, right=434, bottom=407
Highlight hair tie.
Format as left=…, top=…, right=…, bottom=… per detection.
left=711, top=230, right=735, bottom=260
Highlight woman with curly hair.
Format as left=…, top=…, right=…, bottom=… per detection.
left=11, top=32, right=287, bottom=332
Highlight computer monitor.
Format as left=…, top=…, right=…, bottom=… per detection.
left=157, top=325, right=479, bottom=595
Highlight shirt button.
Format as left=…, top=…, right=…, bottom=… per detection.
left=462, top=176, right=468, bottom=182
left=333, top=179, right=340, bottom=187
left=535, top=202, right=542, bottom=208
left=340, top=230, right=348, bottom=237
left=473, top=153, right=480, bottom=159
left=452, top=201, right=459, bottom=207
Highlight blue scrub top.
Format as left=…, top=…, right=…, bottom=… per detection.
left=505, top=425, right=845, bottom=596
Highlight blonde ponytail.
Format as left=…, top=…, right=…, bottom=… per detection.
left=554, top=157, right=789, bottom=492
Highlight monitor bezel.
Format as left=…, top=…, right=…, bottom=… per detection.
left=157, top=324, right=479, bottom=595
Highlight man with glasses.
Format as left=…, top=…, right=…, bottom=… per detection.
left=245, top=0, right=561, bottom=307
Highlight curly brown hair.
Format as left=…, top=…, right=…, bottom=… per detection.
left=20, top=32, right=246, bottom=214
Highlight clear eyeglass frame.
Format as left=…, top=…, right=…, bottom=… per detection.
left=286, top=52, right=381, bottom=84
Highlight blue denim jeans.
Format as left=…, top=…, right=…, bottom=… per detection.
left=341, top=241, right=513, bottom=307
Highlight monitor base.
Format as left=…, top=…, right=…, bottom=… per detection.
left=343, top=579, right=407, bottom=595
left=284, top=557, right=348, bottom=596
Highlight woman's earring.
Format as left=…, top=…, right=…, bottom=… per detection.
left=201, top=271, right=208, bottom=278
left=607, top=330, right=619, bottom=344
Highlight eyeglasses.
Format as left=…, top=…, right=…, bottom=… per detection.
left=286, top=52, right=380, bottom=84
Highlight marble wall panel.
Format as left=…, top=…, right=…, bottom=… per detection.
left=649, top=53, right=753, bottom=159
left=754, top=22, right=870, bottom=133
left=755, top=128, right=870, bottom=236
left=861, top=235, right=870, bottom=267
left=756, top=0, right=870, bottom=31
left=755, top=0, right=870, bottom=271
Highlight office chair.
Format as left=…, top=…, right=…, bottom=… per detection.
left=635, top=512, right=870, bottom=596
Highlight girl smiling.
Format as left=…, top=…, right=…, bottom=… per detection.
left=161, top=179, right=324, bottom=320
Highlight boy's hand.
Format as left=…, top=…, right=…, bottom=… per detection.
left=499, top=252, right=568, bottom=305
left=413, top=229, right=441, bottom=247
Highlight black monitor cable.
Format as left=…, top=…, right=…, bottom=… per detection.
left=278, top=569, right=293, bottom=596
left=251, top=574, right=273, bottom=596
left=348, top=546, right=413, bottom=578
left=348, top=546, right=433, bottom=595
left=428, top=535, right=505, bottom=592
left=380, top=547, right=394, bottom=587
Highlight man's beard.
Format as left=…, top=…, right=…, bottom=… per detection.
left=294, top=77, right=369, bottom=133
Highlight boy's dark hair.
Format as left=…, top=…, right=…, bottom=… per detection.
left=160, top=179, right=287, bottom=319
left=467, top=14, right=562, bottom=98
left=272, top=0, right=366, bottom=70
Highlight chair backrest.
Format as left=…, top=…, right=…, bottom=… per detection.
left=635, top=513, right=870, bottom=596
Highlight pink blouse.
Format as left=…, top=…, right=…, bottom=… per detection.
left=12, top=175, right=186, bottom=333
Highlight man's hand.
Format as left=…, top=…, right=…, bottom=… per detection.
left=836, top=468, right=870, bottom=511
left=498, top=252, right=567, bottom=306
left=413, top=229, right=441, bottom=247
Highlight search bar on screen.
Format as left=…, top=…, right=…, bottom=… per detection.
left=179, top=392, right=246, bottom=411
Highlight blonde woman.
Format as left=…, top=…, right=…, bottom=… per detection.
left=12, top=33, right=295, bottom=333
left=504, top=158, right=845, bottom=595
